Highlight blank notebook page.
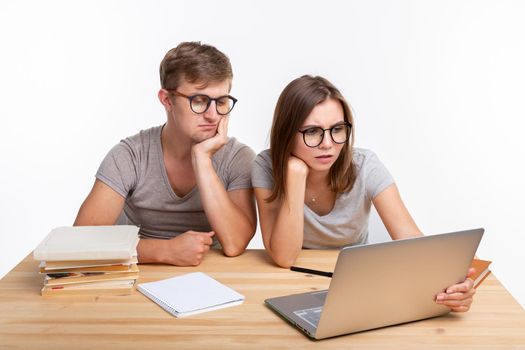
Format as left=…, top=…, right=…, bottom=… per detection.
left=138, top=272, right=244, bottom=317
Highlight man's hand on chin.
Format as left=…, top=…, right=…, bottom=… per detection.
left=192, top=115, right=229, bottom=160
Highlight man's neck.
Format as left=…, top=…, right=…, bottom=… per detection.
left=161, top=121, right=192, bottom=162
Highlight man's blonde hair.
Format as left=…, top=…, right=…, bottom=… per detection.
left=159, top=41, right=233, bottom=90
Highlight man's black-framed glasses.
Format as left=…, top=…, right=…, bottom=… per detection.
left=298, top=122, right=352, bottom=148
left=168, top=90, right=237, bottom=115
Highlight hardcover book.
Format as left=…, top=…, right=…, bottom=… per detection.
left=34, top=225, right=139, bottom=261
left=470, top=258, right=492, bottom=288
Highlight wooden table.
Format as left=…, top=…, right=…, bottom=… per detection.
left=1, top=249, right=524, bottom=349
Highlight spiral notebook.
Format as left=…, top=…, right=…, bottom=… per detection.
left=138, top=272, right=244, bottom=317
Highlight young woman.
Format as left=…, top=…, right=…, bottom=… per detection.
left=252, top=75, right=476, bottom=312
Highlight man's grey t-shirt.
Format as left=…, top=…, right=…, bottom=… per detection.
left=251, top=148, right=394, bottom=248
left=96, top=125, right=255, bottom=244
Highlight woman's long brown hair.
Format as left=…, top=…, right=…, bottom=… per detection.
left=268, top=75, right=356, bottom=203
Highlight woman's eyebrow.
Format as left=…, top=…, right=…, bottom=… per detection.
left=300, top=124, right=321, bottom=129
left=300, top=121, right=346, bottom=129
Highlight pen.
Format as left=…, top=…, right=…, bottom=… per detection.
left=290, top=266, right=333, bottom=278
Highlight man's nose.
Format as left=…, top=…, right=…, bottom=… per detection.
left=202, top=101, right=220, bottom=121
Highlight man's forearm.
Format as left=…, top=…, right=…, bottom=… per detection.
left=192, top=155, right=254, bottom=256
left=137, top=238, right=170, bottom=264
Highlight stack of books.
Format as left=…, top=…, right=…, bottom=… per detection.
left=34, top=225, right=140, bottom=296
left=471, top=258, right=492, bottom=288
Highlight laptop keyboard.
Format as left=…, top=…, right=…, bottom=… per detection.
left=294, top=306, right=323, bottom=328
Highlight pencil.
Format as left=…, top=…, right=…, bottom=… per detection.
left=290, top=266, right=333, bottom=277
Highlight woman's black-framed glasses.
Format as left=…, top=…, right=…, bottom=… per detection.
left=298, top=122, right=352, bottom=148
left=167, top=90, right=237, bottom=115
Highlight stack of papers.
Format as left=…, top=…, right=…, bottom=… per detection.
left=34, top=226, right=140, bottom=296
left=138, top=272, right=244, bottom=317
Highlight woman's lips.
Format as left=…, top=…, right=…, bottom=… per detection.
left=315, top=155, right=334, bottom=164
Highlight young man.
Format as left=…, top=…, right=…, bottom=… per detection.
left=74, top=42, right=256, bottom=266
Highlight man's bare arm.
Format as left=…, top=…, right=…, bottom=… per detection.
left=74, top=180, right=213, bottom=266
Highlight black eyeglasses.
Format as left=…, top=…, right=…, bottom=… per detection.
left=298, top=122, right=352, bottom=148
left=167, top=90, right=237, bottom=115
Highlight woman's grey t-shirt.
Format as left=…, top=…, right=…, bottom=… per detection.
left=251, top=148, right=394, bottom=248
left=96, top=125, right=255, bottom=244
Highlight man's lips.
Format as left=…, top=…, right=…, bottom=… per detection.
left=198, top=124, right=217, bottom=130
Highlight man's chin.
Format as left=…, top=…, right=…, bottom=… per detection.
left=192, top=132, right=217, bottom=144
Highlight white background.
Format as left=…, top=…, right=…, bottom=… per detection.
left=1, top=1, right=524, bottom=308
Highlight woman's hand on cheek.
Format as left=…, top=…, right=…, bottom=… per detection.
left=288, top=155, right=309, bottom=177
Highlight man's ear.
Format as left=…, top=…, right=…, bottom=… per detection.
left=158, top=89, right=172, bottom=110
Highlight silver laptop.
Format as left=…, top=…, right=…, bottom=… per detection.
left=265, top=228, right=484, bottom=339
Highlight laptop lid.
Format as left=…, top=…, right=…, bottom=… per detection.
left=266, top=228, right=484, bottom=340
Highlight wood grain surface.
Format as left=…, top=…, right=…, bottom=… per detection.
left=1, top=249, right=524, bottom=349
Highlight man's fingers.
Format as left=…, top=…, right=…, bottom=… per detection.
left=188, top=230, right=214, bottom=236
left=218, top=116, right=229, bottom=136
left=192, top=254, right=203, bottom=266
left=204, top=231, right=214, bottom=244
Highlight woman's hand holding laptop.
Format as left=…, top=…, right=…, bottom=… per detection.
left=435, top=267, right=476, bottom=312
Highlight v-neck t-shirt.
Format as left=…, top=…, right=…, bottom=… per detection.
left=96, top=125, right=255, bottom=244
left=251, top=148, right=394, bottom=248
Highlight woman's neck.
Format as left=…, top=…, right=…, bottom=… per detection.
left=306, top=169, right=330, bottom=191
